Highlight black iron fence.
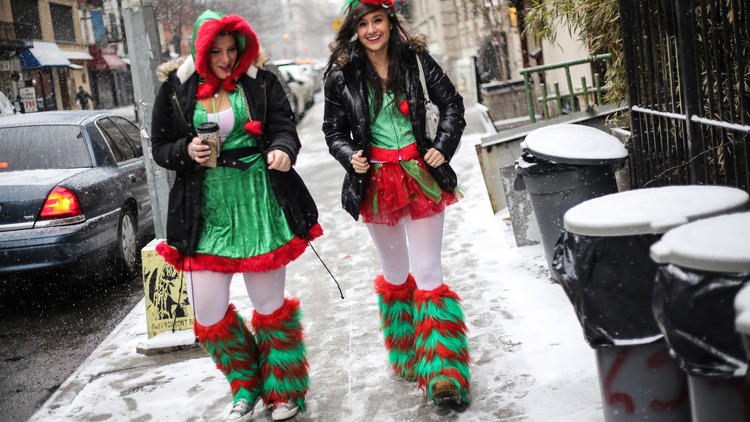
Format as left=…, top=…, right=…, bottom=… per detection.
left=620, top=0, right=750, bottom=192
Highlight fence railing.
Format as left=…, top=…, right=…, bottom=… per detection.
left=519, top=53, right=612, bottom=123
left=620, top=0, right=749, bottom=192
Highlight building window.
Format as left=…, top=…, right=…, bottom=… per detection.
left=11, top=0, right=42, bottom=40
left=50, top=3, right=76, bottom=43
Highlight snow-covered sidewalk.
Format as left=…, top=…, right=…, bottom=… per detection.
left=30, top=101, right=602, bottom=421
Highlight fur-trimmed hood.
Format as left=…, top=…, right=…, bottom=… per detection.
left=156, top=48, right=270, bottom=83
left=188, top=10, right=261, bottom=99
left=332, top=34, right=428, bottom=67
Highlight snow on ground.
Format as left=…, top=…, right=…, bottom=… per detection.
left=31, top=100, right=602, bottom=421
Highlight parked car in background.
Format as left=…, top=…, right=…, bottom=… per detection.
left=0, top=91, right=15, bottom=117
left=274, top=60, right=317, bottom=118
left=265, top=62, right=306, bottom=124
left=0, top=111, right=154, bottom=279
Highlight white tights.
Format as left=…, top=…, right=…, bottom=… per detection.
left=366, top=211, right=445, bottom=291
left=187, top=267, right=286, bottom=326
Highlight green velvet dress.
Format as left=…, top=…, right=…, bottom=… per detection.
left=157, top=87, right=320, bottom=273
left=192, top=90, right=295, bottom=259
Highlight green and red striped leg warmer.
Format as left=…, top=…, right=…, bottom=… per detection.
left=374, top=274, right=417, bottom=380
left=414, top=284, right=471, bottom=404
left=194, top=304, right=262, bottom=404
left=251, top=297, right=308, bottom=412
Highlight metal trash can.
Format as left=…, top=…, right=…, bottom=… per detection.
left=515, top=123, right=627, bottom=272
left=734, top=282, right=750, bottom=385
left=555, top=185, right=749, bottom=422
left=651, top=211, right=750, bottom=422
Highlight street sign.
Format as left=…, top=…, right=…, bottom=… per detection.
left=19, top=87, right=37, bottom=113
left=332, top=17, right=343, bottom=31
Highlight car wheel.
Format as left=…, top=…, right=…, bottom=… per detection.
left=115, top=207, right=139, bottom=275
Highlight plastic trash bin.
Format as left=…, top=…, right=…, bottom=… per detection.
left=514, top=123, right=627, bottom=272
left=555, top=185, right=749, bottom=422
left=651, top=211, right=750, bottom=422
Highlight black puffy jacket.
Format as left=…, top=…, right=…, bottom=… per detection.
left=151, top=56, right=318, bottom=256
left=322, top=40, right=466, bottom=220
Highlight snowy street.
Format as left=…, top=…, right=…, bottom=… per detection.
left=30, top=97, right=603, bottom=421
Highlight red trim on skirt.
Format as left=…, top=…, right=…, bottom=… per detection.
left=156, top=223, right=323, bottom=273
left=360, top=157, right=458, bottom=226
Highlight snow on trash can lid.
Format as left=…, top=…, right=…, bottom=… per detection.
left=734, top=284, right=750, bottom=336
left=564, top=185, right=749, bottom=236
left=521, top=123, right=627, bottom=165
left=651, top=211, right=750, bottom=273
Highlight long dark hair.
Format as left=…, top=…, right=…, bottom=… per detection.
left=324, top=3, right=415, bottom=118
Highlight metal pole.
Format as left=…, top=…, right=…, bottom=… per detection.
left=674, top=0, right=703, bottom=184
left=619, top=0, right=646, bottom=187
left=121, top=0, right=172, bottom=238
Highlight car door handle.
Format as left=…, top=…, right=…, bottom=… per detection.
left=128, top=174, right=137, bottom=183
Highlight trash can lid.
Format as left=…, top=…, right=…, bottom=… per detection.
left=521, top=123, right=628, bottom=165
left=650, top=211, right=750, bottom=273
left=564, top=185, right=749, bottom=236
left=734, top=284, right=750, bottom=335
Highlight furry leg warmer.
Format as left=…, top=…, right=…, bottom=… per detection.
left=194, top=304, right=262, bottom=404
left=414, top=284, right=471, bottom=404
left=374, top=274, right=417, bottom=380
left=251, top=297, right=309, bottom=412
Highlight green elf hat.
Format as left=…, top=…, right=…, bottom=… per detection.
left=342, top=0, right=403, bottom=15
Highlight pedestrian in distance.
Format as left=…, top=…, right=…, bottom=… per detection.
left=322, top=0, right=471, bottom=407
left=75, top=86, right=93, bottom=110
left=150, top=9, right=322, bottom=422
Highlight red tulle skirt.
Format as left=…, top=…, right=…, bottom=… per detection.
left=360, top=151, right=458, bottom=226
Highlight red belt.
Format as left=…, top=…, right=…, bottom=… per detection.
left=370, top=143, right=420, bottom=163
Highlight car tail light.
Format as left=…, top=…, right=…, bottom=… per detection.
left=39, top=186, right=82, bottom=220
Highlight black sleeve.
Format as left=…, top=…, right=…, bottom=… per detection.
left=264, top=71, right=301, bottom=164
left=322, top=69, right=358, bottom=173
left=150, top=79, right=200, bottom=172
left=419, top=52, right=466, bottom=161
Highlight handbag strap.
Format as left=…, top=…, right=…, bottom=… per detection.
left=415, top=54, right=432, bottom=103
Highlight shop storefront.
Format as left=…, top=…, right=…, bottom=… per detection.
left=61, top=47, right=94, bottom=110
left=88, top=44, right=133, bottom=109
left=19, top=41, right=71, bottom=112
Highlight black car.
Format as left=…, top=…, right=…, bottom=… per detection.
left=0, top=111, right=154, bottom=278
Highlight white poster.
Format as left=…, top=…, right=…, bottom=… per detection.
left=19, top=87, right=37, bottom=113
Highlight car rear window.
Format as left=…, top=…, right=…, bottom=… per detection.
left=0, top=125, right=92, bottom=171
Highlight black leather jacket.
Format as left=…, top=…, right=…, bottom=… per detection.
left=151, top=62, right=318, bottom=255
left=322, top=42, right=466, bottom=219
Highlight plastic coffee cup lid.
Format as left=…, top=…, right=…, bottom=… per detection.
left=564, top=185, right=749, bottom=236
left=521, top=123, right=627, bottom=165
left=197, top=121, right=219, bottom=133
left=650, top=211, right=750, bottom=273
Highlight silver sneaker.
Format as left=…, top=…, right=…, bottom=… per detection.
left=225, top=397, right=259, bottom=422
left=271, top=402, right=299, bottom=421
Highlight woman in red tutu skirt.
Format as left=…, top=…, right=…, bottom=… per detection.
left=322, top=0, right=471, bottom=407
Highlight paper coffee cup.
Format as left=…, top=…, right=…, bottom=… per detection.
left=196, top=122, right=220, bottom=168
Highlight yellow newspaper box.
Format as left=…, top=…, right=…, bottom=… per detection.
left=141, top=238, right=194, bottom=338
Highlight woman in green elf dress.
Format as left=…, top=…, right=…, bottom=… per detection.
left=151, top=10, right=320, bottom=422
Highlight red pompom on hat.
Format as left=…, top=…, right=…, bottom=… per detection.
left=398, top=98, right=410, bottom=116
left=244, top=121, right=263, bottom=137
